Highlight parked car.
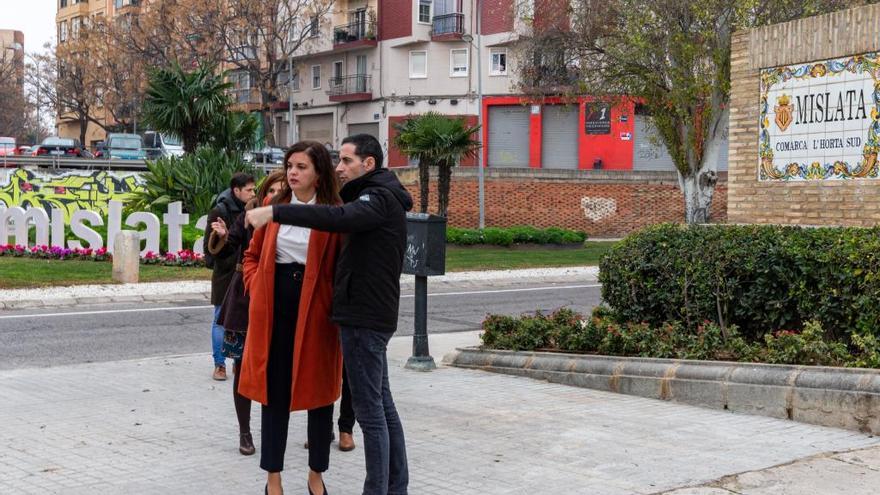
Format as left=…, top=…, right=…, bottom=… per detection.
left=142, top=131, right=184, bottom=159
left=106, top=133, right=146, bottom=160
left=32, top=137, right=85, bottom=157
left=16, top=145, right=32, bottom=155
left=0, top=137, right=16, bottom=156
left=246, top=146, right=285, bottom=165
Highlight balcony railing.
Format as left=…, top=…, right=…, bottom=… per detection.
left=432, top=13, right=464, bottom=36
left=328, top=74, right=372, bottom=100
left=333, top=21, right=377, bottom=45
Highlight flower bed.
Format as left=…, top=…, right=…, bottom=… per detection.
left=0, top=244, right=205, bottom=267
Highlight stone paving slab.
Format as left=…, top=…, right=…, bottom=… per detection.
left=0, top=331, right=877, bottom=494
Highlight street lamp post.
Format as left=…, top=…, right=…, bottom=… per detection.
left=463, top=0, right=485, bottom=229
left=288, top=54, right=294, bottom=147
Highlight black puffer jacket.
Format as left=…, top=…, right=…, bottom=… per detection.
left=204, top=188, right=245, bottom=305
left=273, top=168, right=413, bottom=333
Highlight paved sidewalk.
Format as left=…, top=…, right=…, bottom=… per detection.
left=1, top=331, right=878, bottom=494
left=0, top=266, right=599, bottom=310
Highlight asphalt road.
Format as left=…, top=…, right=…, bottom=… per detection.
left=0, top=281, right=602, bottom=370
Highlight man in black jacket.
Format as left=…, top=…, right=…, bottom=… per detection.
left=204, top=173, right=255, bottom=381
left=246, top=134, right=412, bottom=495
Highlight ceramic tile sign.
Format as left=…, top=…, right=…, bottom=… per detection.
left=759, top=53, right=880, bottom=180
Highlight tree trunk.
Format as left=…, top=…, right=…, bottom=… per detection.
left=261, top=89, right=275, bottom=147
left=78, top=117, right=88, bottom=150
left=437, top=160, right=453, bottom=217
left=418, top=159, right=430, bottom=213
left=680, top=166, right=717, bottom=224
left=183, top=127, right=199, bottom=154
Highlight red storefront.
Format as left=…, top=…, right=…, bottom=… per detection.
left=478, top=96, right=636, bottom=170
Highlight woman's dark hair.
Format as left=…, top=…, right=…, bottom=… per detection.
left=272, top=141, right=342, bottom=206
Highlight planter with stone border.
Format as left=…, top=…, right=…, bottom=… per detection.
left=443, top=347, right=880, bottom=434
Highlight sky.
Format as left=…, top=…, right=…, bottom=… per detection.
left=4, top=0, right=58, bottom=54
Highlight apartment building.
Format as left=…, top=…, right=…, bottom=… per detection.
left=0, top=29, right=25, bottom=81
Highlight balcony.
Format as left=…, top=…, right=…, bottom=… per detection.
left=333, top=21, right=378, bottom=51
left=328, top=75, right=372, bottom=102
left=431, top=13, right=464, bottom=41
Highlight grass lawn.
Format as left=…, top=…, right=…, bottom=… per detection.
left=0, top=241, right=616, bottom=289
left=445, top=241, right=615, bottom=271
left=0, top=257, right=212, bottom=289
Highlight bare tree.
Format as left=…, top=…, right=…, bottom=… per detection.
left=0, top=54, right=29, bottom=140
left=206, top=0, right=336, bottom=147
left=28, top=41, right=102, bottom=145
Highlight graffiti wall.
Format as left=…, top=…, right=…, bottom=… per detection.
left=0, top=168, right=145, bottom=222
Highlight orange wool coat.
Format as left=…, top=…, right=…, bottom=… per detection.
left=238, top=219, right=343, bottom=411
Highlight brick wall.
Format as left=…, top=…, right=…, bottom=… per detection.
left=481, top=0, right=514, bottom=35
left=379, top=0, right=411, bottom=40
left=393, top=168, right=728, bottom=237
left=728, top=5, right=880, bottom=227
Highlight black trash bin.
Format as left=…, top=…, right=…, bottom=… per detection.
left=403, top=213, right=447, bottom=277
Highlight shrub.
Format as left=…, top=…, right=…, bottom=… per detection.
left=480, top=307, right=877, bottom=368
left=129, top=146, right=262, bottom=218
left=481, top=227, right=514, bottom=246
left=599, top=223, right=880, bottom=343
left=446, top=226, right=587, bottom=246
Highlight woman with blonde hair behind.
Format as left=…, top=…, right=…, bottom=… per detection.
left=209, top=170, right=288, bottom=456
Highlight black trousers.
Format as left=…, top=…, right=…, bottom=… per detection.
left=338, top=364, right=356, bottom=434
left=260, top=263, right=334, bottom=473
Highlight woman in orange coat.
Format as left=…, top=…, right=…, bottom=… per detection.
left=239, top=141, right=343, bottom=495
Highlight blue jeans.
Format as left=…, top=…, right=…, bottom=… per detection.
left=211, top=306, right=225, bottom=367
left=340, top=327, right=409, bottom=495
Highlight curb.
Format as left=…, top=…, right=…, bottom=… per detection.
left=444, top=347, right=880, bottom=435
left=0, top=292, right=211, bottom=311
left=0, top=266, right=599, bottom=311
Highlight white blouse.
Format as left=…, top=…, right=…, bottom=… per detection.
left=275, top=193, right=315, bottom=264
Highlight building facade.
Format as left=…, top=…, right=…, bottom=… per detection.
left=0, top=29, right=25, bottom=95
left=283, top=0, right=726, bottom=171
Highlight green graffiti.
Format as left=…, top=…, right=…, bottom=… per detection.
left=0, top=169, right=145, bottom=222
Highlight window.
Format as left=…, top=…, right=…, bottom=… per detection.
left=332, top=61, right=344, bottom=87
left=59, top=21, right=68, bottom=43
left=490, top=49, right=507, bottom=76
left=409, top=51, right=427, bottom=78
left=71, top=18, right=81, bottom=39
left=309, top=16, right=319, bottom=37
left=291, top=70, right=300, bottom=91
left=60, top=0, right=68, bottom=8
left=311, top=65, right=321, bottom=89
left=229, top=71, right=250, bottom=103
left=450, top=48, right=468, bottom=77
left=418, top=0, right=432, bottom=24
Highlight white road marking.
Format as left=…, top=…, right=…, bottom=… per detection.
left=0, top=284, right=600, bottom=320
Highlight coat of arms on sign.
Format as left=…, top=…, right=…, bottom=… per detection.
left=774, top=94, right=792, bottom=132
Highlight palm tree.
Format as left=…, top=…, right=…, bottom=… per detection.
left=142, top=62, right=232, bottom=154
left=393, top=112, right=481, bottom=217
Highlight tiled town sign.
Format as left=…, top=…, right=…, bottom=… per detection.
left=759, top=53, right=880, bottom=180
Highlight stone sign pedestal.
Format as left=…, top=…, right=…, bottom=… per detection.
left=112, top=231, right=140, bottom=284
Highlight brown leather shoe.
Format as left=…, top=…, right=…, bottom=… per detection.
left=338, top=432, right=355, bottom=452
left=239, top=432, right=255, bottom=455
left=212, top=365, right=227, bottom=381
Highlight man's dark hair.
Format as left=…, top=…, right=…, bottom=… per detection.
left=230, top=172, right=255, bottom=190
left=342, top=134, right=384, bottom=169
